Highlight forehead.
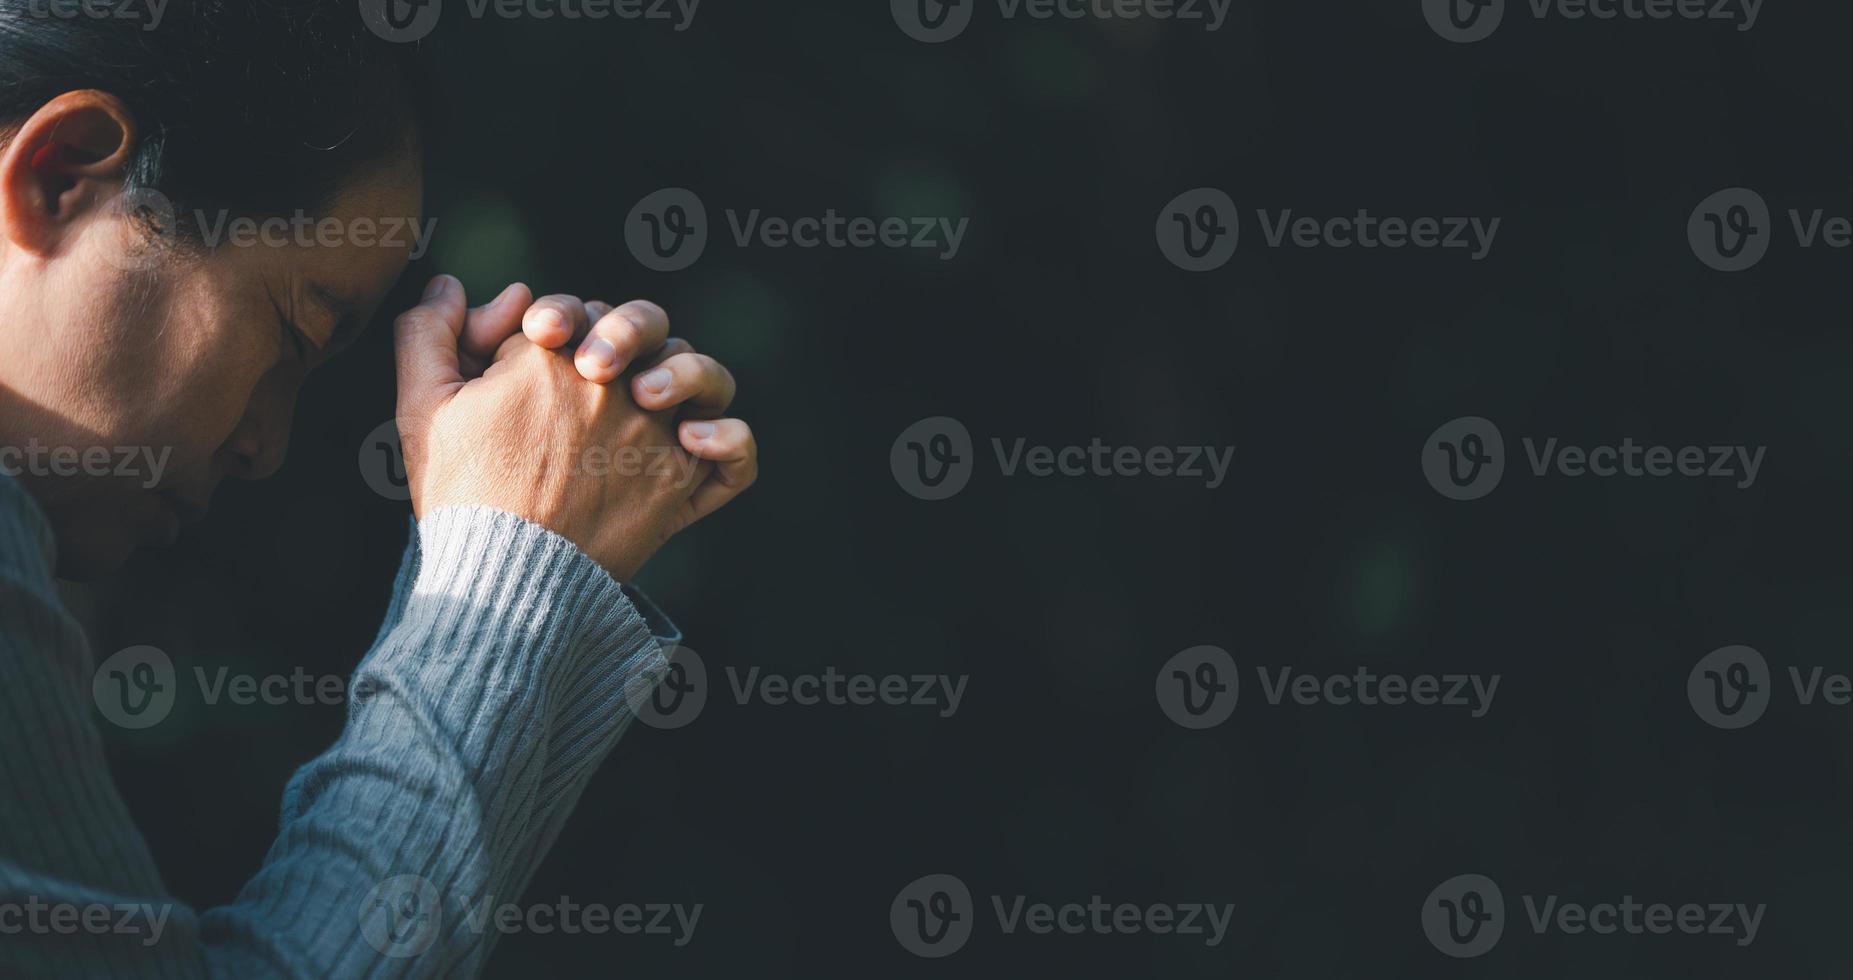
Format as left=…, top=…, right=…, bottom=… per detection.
left=263, top=157, right=426, bottom=319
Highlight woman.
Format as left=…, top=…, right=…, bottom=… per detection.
left=0, top=3, right=755, bottom=975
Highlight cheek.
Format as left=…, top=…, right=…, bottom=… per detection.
left=135, top=283, right=282, bottom=467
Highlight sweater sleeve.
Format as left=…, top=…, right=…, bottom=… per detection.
left=0, top=481, right=678, bottom=979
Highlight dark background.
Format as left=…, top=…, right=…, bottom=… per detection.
left=77, top=0, right=1853, bottom=975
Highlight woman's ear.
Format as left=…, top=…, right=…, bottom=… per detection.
left=0, top=90, right=137, bottom=256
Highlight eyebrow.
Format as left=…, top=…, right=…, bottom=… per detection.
left=307, top=281, right=363, bottom=351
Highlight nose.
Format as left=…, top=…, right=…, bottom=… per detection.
left=222, top=414, right=290, bottom=481
left=220, top=402, right=292, bottom=481
left=220, top=369, right=305, bottom=481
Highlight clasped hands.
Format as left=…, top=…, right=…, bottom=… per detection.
left=393, top=276, right=756, bottom=581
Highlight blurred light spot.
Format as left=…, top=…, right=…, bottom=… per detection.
left=431, top=194, right=539, bottom=295
left=1349, top=535, right=1419, bottom=637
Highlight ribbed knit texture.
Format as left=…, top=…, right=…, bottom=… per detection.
left=0, top=474, right=677, bottom=978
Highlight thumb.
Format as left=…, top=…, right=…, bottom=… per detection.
left=394, top=274, right=469, bottom=420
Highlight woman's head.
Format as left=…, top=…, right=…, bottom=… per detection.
left=0, top=2, right=431, bottom=577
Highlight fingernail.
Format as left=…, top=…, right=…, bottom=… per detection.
left=532, top=308, right=563, bottom=335
left=639, top=368, right=672, bottom=393
left=686, top=422, right=715, bottom=439
left=582, top=338, right=616, bottom=370
left=423, top=275, right=451, bottom=300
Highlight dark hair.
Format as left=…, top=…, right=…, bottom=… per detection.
left=0, top=0, right=434, bottom=230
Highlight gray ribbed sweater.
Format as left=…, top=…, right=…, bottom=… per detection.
left=0, top=472, right=677, bottom=978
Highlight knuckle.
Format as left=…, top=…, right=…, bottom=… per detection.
left=511, top=344, right=557, bottom=376
left=624, top=298, right=667, bottom=323
left=670, top=353, right=713, bottom=382
left=534, top=295, right=582, bottom=323
left=599, top=312, right=641, bottom=349
left=704, top=358, right=737, bottom=392
left=493, top=332, right=529, bottom=362
left=694, top=353, right=732, bottom=382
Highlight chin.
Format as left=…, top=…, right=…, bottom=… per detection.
left=51, top=529, right=138, bottom=581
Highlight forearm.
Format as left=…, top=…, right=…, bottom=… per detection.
left=0, top=492, right=674, bottom=978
